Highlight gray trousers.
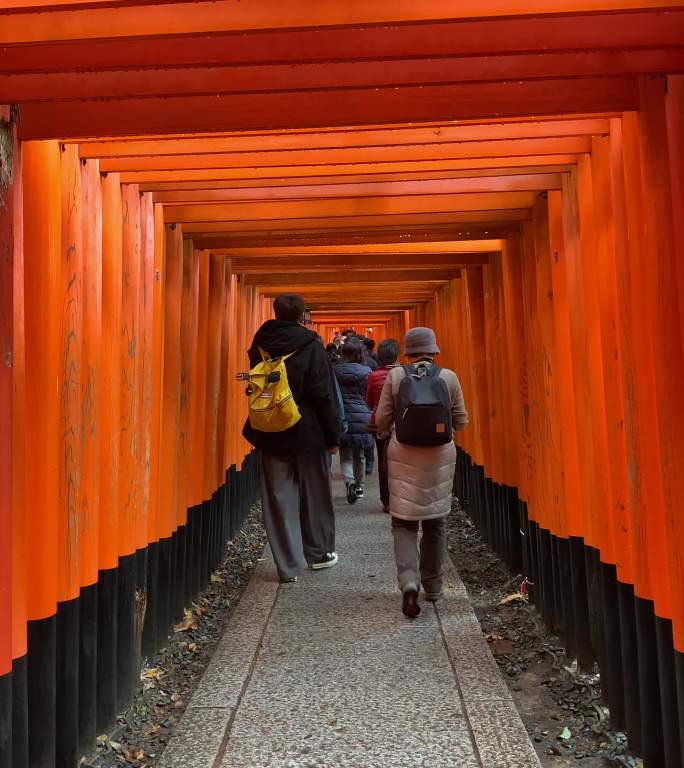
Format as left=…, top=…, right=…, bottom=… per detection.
left=391, top=516, right=448, bottom=597
left=260, top=450, right=336, bottom=579
left=339, top=445, right=365, bottom=487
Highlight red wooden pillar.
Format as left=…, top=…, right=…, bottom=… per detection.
left=78, top=156, right=102, bottom=757
left=0, top=108, right=18, bottom=768
left=23, top=139, right=62, bottom=768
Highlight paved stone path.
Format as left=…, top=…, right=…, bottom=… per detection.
left=159, top=476, right=542, bottom=768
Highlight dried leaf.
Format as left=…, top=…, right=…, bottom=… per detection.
left=210, top=573, right=225, bottom=584
left=485, top=633, right=505, bottom=642
left=188, top=643, right=198, bottom=653
left=174, top=609, right=196, bottom=632
left=141, top=668, right=162, bottom=681
left=498, top=592, right=527, bottom=605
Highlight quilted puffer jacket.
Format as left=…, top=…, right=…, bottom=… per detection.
left=375, top=362, right=468, bottom=521
left=334, top=361, right=373, bottom=449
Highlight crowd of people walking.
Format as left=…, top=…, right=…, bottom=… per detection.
left=242, top=294, right=468, bottom=618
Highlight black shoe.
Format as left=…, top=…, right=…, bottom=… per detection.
left=355, top=486, right=364, bottom=499
left=402, top=588, right=421, bottom=619
left=347, top=483, right=357, bottom=504
left=309, top=552, right=339, bottom=570
left=279, top=576, right=298, bottom=584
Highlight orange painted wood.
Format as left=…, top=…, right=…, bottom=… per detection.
left=80, top=121, right=608, bottom=159
left=203, top=254, right=224, bottom=497
left=120, top=156, right=578, bottom=184
left=147, top=203, right=165, bottom=545
left=637, top=75, right=683, bottom=636
left=79, top=158, right=102, bottom=588
left=10, top=128, right=27, bottom=661
left=546, top=192, right=583, bottom=538
left=22, top=140, right=61, bottom=620
left=177, top=240, right=199, bottom=521
left=589, top=135, right=634, bottom=583
left=158, top=223, right=182, bottom=540
left=16, top=79, right=638, bottom=141
left=59, top=143, right=83, bottom=601
left=3, top=12, right=681, bottom=76
left=2, top=1, right=681, bottom=42
left=138, top=191, right=155, bottom=550
left=7, top=51, right=680, bottom=104
left=102, top=140, right=588, bottom=173
left=664, top=74, right=684, bottom=648
left=0, top=115, right=17, bottom=670
left=99, top=172, right=123, bottom=570
left=119, top=183, right=143, bottom=557
left=189, top=253, right=209, bottom=505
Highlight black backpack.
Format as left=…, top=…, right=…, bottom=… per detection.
left=395, top=363, right=453, bottom=447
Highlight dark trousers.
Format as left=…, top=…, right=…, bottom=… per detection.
left=364, top=443, right=375, bottom=472
left=376, top=437, right=390, bottom=508
left=391, top=516, right=447, bottom=597
left=260, top=450, right=336, bottom=578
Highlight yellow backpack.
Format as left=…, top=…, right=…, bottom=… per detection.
left=246, top=348, right=302, bottom=433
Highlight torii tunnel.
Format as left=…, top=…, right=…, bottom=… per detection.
left=1, top=2, right=684, bottom=767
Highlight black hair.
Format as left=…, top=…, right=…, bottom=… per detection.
left=273, top=293, right=305, bottom=321
left=340, top=328, right=356, bottom=337
left=362, top=337, right=375, bottom=351
left=377, top=338, right=400, bottom=365
left=341, top=339, right=364, bottom=363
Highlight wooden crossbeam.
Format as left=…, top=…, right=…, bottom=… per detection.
left=231, top=252, right=490, bottom=273
left=245, top=270, right=460, bottom=286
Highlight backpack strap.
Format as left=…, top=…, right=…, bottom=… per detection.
left=259, top=346, right=298, bottom=363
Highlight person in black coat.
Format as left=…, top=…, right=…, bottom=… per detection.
left=242, top=294, right=341, bottom=581
left=334, top=340, right=373, bottom=503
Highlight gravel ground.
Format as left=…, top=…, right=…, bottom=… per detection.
left=447, top=499, right=642, bottom=768
left=82, top=504, right=267, bottom=768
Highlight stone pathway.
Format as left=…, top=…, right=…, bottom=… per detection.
left=159, top=475, right=542, bottom=768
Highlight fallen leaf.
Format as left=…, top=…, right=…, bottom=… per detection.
left=174, top=609, right=196, bottom=632
left=498, top=592, right=527, bottom=605
left=558, top=727, right=572, bottom=741
left=145, top=724, right=160, bottom=736
left=490, top=639, right=514, bottom=655
left=188, top=643, right=198, bottom=653
left=141, top=668, right=162, bottom=681
left=210, top=573, right=225, bottom=584
left=485, top=633, right=505, bottom=642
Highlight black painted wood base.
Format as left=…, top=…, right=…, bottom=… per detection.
left=56, top=597, right=79, bottom=768
left=12, top=655, right=28, bottom=768
left=79, top=583, right=97, bottom=760
left=0, top=668, right=11, bottom=768
left=27, top=615, right=56, bottom=768
left=454, top=445, right=683, bottom=766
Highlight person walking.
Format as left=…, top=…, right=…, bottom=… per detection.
left=375, top=327, right=468, bottom=618
left=242, top=293, right=341, bottom=583
left=365, top=338, right=400, bottom=514
left=334, top=339, right=373, bottom=504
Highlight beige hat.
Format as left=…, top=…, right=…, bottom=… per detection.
left=404, top=327, right=440, bottom=356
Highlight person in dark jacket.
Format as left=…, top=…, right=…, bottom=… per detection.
left=242, top=294, right=340, bottom=582
left=365, top=338, right=400, bottom=513
left=334, top=340, right=373, bottom=504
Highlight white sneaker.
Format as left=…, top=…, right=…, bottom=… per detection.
left=310, top=552, right=339, bottom=570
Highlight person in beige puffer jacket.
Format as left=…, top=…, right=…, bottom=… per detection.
left=375, top=327, right=468, bottom=618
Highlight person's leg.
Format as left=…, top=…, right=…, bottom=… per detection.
left=364, top=443, right=374, bottom=475
left=391, top=517, right=420, bottom=592
left=392, top=516, right=421, bottom=617
left=376, top=437, right=390, bottom=510
left=353, top=445, right=366, bottom=487
left=420, top=516, right=448, bottom=599
left=259, top=453, right=306, bottom=580
left=297, top=451, right=336, bottom=566
left=339, top=446, right=354, bottom=487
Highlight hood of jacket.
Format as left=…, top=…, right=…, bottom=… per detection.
left=251, top=319, right=318, bottom=358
